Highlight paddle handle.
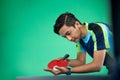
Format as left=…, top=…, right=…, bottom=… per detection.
left=62, top=54, right=69, bottom=60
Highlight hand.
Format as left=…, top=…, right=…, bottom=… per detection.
left=44, top=66, right=68, bottom=75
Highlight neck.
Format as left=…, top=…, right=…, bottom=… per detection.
left=80, top=24, right=87, bottom=38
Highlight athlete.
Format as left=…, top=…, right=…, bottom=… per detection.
left=44, top=12, right=115, bottom=75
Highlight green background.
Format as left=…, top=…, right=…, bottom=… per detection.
left=0, top=0, right=112, bottom=80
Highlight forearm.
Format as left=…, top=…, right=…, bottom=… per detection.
left=68, top=59, right=86, bottom=67
left=71, top=62, right=102, bottom=73
left=70, top=50, right=106, bottom=73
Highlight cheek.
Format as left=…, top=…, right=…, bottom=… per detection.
left=72, top=31, right=79, bottom=38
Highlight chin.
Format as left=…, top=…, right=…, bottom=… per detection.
left=71, top=38, right=79, bottom=43
left=75, top=39, right=79, bottom=42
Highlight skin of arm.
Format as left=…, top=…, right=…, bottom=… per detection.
left=68, top=52, right=86, bottom=67
left=71, top=49, right=106, bottom=73
left=44, top=49, right=106, bottom=75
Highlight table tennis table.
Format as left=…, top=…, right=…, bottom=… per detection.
left=16, top=75, right=110, bottom=80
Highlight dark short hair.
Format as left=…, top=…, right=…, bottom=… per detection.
left=53, top=12, right=81, bottom=35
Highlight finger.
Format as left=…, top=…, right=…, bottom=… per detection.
left=44, top=67, right=62, bottom=75
left=53, top=70, right=61, bottom=75
left=44, top=68, right=53, bottom=72
left=44, top=68, right=50, bottom=70
left=55, top=67, right=68, bottom=73
left=44, top=68, right=57, bottom=75
left=49, top=70, right=60, bottom=75
left=55, top=66, right=63, bottom=70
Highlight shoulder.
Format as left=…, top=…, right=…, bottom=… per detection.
left=88, top=22, right=111, bottom=31
left=88, top=22, right=111, bottom=35
left=88, top=23, right=103, bottom=31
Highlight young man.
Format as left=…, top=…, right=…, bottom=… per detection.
left=44, top=12, right=115, bottom=75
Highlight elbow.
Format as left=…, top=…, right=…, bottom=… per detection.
left=95, top=64, right=102, bottom=72
left=96, top=67, right=102, bottom=72
left=91, top=61, right=103, bottom=72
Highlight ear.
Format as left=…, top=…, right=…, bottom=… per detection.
left=74, top=21, right=79, bottom=29
left=74, top=21, right=81, bottom=30
left=75, top=24, right=79, bottom=30
left=75, top=21, right=79, bottom=26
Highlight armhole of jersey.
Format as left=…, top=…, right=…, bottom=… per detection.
left=76, top=42, right=86, bottom=53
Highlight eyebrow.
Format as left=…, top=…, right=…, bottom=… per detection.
left=60, top=31, right=68, bottom=38
left=62, top=31, right=70, bottom=38
left=60, top=27, right=71, bottom=38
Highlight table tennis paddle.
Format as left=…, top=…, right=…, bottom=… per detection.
left=48, top=54, right=69, bottom=70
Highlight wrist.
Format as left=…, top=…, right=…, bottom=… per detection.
left=66, top=68, right=71, bottom=75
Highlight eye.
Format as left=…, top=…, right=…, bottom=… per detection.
left=62, top=31, right=71, bottom=38
left=66, top=31, right=71, bottom=35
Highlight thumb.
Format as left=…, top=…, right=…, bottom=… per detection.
left=56, top=67, right=68, bottom=73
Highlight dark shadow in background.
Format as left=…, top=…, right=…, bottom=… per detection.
left=111, top=0, right=120, bottom=79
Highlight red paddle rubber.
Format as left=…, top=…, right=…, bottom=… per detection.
left=48, top=59, right=68, bottom=70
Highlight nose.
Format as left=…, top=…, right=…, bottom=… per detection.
left=66, top=35, right=72, bottom=41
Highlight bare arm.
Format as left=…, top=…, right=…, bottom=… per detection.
left=68, top=52, right=86, bottom=67
left=71, top=49, right=106, bottom=73
left=44, top=50, right=106, bottom=75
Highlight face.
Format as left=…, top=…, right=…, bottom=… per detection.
left=59, top=24, right=82, bottom=43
